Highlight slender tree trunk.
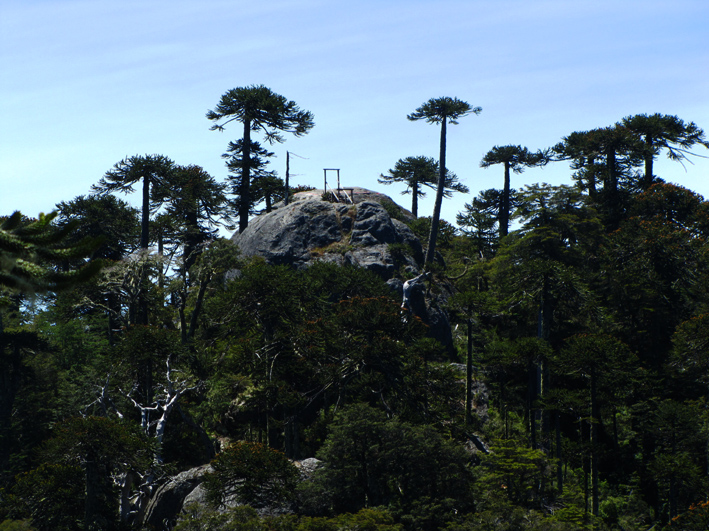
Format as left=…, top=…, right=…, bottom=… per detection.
left=529, top=358, right=537, bottom=450
left=240, top=119, right=252, bottom=232
left=587, top=155, right=597, bottom=198
left=606, top=148, right=618, bottom=196
left=412, top=181, right=419, bottom=218
left=425, top=117, right=447, bottom=265
left=138, top=173, right=151, bottom=326
left=643, top=137, right=655, bottom=190
left=644, top=156, right=654, bottom=190
left=187, top=274, right=210, bottom=340
left=556, top=410, right=563, bottom=493
left=500, top=161, right=511, bottom=237
left=85, top=460, right=102, bottom=531
left=466, top=317, right=474, bottom=426
left=531, top=276, right=550, bottom=450
left=590, top=369, right=599, bottom=517
left=141, top=175, right=150, bottom=249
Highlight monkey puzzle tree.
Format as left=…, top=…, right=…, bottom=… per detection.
left=207, top=85, right=314, bottom=232
left=456, top=188, right=508, bottom=255
left=552, top=130, right=604, bottom=198
left=555, top=127, right=641, bottom=228
left=153, top=164, right=228, bottom=272
left=0, top=211, right=102, bottom=293
left=223, top=138, right=281, bottom=216
left=378, top=156, right=468, bottom=218
left=480, top=145, right=546, bottom=238
left=408, top=97, right=480, bottom=264
left=555, top=334, right=636, bottom=517
left=622, top=113, right=709, bottom=190
left=56, top=194, right=140, bottom=262
left=92, top=154, right=175, bottom=249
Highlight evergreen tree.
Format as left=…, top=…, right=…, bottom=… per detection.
left=480, top=145, right=546, bottom=237
left=378, top=156, right=468, bottom=218
left=92, top=154, right=175, bottom=249
left=456, top=188, right=508, bottom=255
left=0, top=211, right=102, bottom=294
left=622, top=113, right=709, bottom=189
left=153, top=164, right=228, bottom=272
left=407, top=97, right=481, bottom=264
left=56, top=194, right=140, bottom=262
left=207, top=85, right=314, bottom=232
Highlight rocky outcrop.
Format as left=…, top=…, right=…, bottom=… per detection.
left=231, top=189, right=454, bottom=357
left=141, top=459, right=324, bottom=530
left=139, top=464, right=212, bottom=530
left=231, top=193, right=422, bottom=279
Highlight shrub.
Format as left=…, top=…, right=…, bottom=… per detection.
left=205, top=441, right=299, bottom=509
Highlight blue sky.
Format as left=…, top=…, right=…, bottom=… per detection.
left=2, top=0, right=708, bottom=229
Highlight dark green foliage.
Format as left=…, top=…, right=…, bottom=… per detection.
left=407, top=97, right=480, bottom=264
left=207, top=85, right=314, bottom=231
left=205, top=441, right=299, bottom=509
left=379, top=156, right=469, bottom=218
left=92, top=154, right=175, bottom=249
left=200, top=258, right=459, bottom=461
left=456, top=188, right=513, bottom=255
left=621, top=113, right=709, bottom=189
left=41, top=416, right=153, bottom=530
left=1, top=463, right=84, bottom=531
left=303, top=404, right=474, bottom=527
left=56, top=194, right=140, bottom=261
left=175, top=504, right=402, bottom=531
left=0, top=211, right=102, bottom=294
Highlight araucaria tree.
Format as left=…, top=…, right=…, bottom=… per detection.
left=378, top=156, right=469, bottom=217
left=480, top=145, right=546, bottom=237
left=408, top=97, right=480, bottom=264
left=206, top=85, right=314, bottom=232
left=92, top=154, right=175, bottom=249
left=621, top=113, right=709, bottom=190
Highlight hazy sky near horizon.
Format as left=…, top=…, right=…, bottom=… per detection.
left=2, top=0, right=708, bottom=228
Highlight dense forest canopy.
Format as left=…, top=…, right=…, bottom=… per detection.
left=2, top=98, right=709, bottom=530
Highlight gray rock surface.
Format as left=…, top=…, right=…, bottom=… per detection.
left=231, top=189, right=453, bottom=357
left=231, top=194, right=422, bottom=278
left=140, top=464, right=212, bottom=530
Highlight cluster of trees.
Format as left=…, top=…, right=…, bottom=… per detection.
left=1, top=84, right=709, bottom=530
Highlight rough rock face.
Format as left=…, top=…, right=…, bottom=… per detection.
left=143, top=459, right=323, bottom=529
left=139, top=464, right=212, bottom=529
left=231, top=193, right=423, bottom=279
left=231, top=189, right=454, bottom=357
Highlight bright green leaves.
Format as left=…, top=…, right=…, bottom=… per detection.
left=0, top=211, right=102, bottom=294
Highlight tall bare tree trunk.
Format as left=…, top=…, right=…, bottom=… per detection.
left=425, top=117, right=447, bottom=265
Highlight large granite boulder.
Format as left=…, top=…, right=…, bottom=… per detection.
left=138, top=464, right=212, bottom=529
left=230, top=189, right=454, bottom=357
left=231, top=192, right=423, bottom=279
